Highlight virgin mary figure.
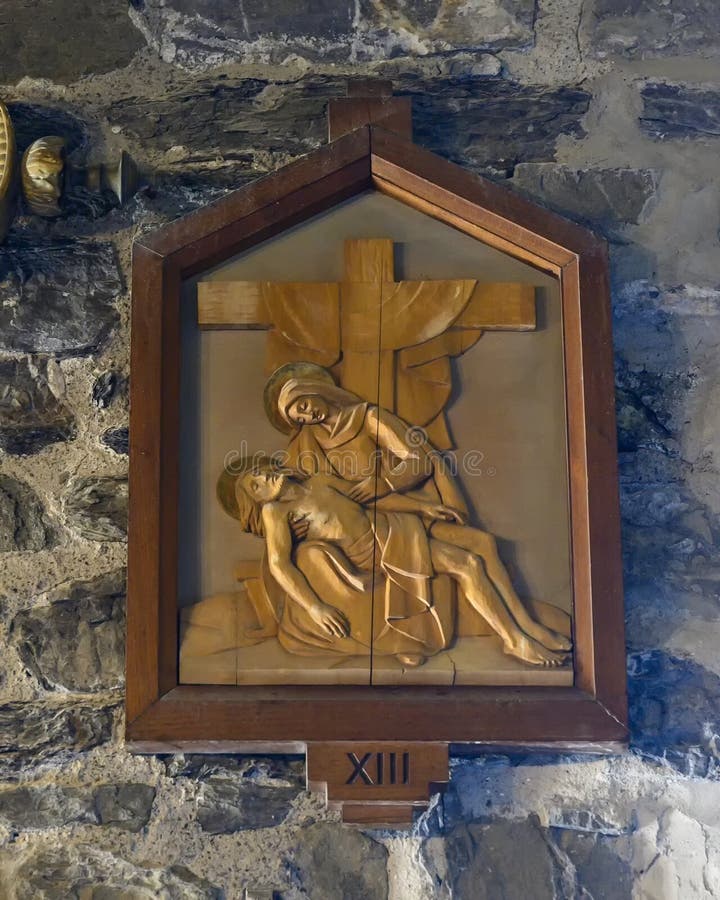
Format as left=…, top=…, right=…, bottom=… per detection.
left=257, top=363, right=571, bottom=659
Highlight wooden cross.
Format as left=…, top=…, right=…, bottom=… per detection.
left=197, top=238, right=535, bottom=449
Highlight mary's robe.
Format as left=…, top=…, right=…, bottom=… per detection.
left=265, top=402, right=491, bottom=657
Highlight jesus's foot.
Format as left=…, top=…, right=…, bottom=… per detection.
left=521, top=619, right=572, bottom=653
left=396, top=653, right=426, bottom=668
left=503, top=635, right=569, bottom=667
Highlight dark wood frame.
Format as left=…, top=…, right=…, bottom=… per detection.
left=127, top=125, right=627, bottom=752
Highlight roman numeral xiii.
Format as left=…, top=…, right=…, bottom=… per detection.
left=346, top=751, right=410, bottom=785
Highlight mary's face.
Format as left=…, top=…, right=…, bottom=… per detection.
left=287, top=395, right=329, bottom=426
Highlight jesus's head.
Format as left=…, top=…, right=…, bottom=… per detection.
left=217, top=455, right=290, bottom=537
left=241, top=465, right=287, bottom=504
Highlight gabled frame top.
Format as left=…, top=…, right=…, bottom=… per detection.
left=127, top=124, right=626, bottom=750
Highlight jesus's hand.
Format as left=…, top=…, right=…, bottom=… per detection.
left=307, top=601, right=350, bottom=639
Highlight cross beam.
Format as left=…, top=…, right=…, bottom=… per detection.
left=197, top=238, right=536, bottom=448
left=197, top=279, right=535, bottom=333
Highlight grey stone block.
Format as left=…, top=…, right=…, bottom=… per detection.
left=101, top=427, right=129, bottom=456
left=165, top=756, right=304, bottom=834
left=0, top=785, right=95, bottom=830
left=92, top=372, right=123, bottom=409
left=197, top=779, right=299, bottom=834
left=0, top=359, right=76, bottom=456
left=0, top=782, right=153, bottom=832
left=593, top=0, right=720, bottom=58
left=292, top=823, right=389, bottom=900
left=412, top=81, right=591, bottom=172
left=10, top=570, right=126, bottom=692
left=640, top=82, right=720, bottom=140
left=615, top=357, right=675, bottom=455
left=0, top=238, right=122, bottom=356
left=94, top=783, right=156, bottom=831
left=0, top=0, right=144, bottom=85
left=553, top=829, right=633, bottom=900
left=164, top=754, right=305, bottom=784
left=6, top=102, right=88, bottom=155
left=512, top=164, right=657, bottom=233
left=133, top=0, right=534, bottom=69
left=109, top=75, right=590, bottom=176
left=109, top=77, right=333, bottom=160
left=10, top=847, right=222, bottom=900
left=435, top=817, right=557, bottom=899
left=169, top=0, right=355, bottom=42
left=0, top=475, right=52, bottom=552
left=0, top=702, right=115, bottom=776
left=628, top=650, right=720, bottom=776
left=64, top=475, right=128, bottom=542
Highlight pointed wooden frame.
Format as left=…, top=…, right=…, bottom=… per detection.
left=126, top=125, right=627, bottom=752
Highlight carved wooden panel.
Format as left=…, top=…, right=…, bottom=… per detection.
left=125, top=102, right=626, bottom=826
left=179, top=195, right=574, bottom=691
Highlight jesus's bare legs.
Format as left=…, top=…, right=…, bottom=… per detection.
left=429, top=539, right=569, bottom=667
left=431, top=521, right=571, bottom=652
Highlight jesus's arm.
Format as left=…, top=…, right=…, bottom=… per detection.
left=261, top=504, right=349, bottom=639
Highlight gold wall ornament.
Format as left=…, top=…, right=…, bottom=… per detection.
left=0, top=102, right=145, bottom=238
left=0, top=100, right=17, bottom=241
left=81, top=149, right=141, bottom=206
left=22, top=137, right=144, bottom=217
left=21, top=136, right=66, bottom=217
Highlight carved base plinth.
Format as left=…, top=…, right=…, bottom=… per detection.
left=306, top=742, right=449, bottom=827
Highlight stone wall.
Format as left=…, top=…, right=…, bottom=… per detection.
left=0, top=1, right=719, bottom=897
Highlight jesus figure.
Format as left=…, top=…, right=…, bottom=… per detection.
left=225, top=456, right=571, bottom=667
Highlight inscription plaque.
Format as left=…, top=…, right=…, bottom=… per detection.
left=307, top=742, right=449, bottom=825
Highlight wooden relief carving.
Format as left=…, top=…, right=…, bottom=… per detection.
left=182, top=237, right=573, bottom=686
left=126, top=94, right=627, bottom=824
